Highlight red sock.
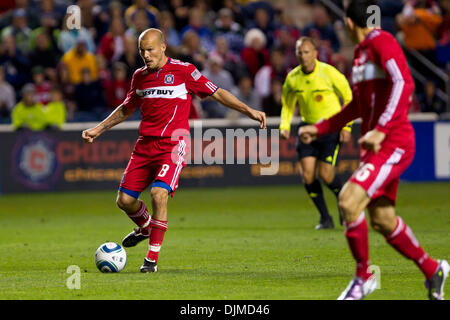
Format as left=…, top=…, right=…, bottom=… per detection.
left=345, top=212, right=372, bottom=280
left=386, top=217, right=439, bottom=279
left=126, top=200, right=150, bottom=235
left=146, top=218, right=168, bottom=263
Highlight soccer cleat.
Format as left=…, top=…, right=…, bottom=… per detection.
left=315, top=217, right=334, bottom=230
left=337, top=276, right=377, bottom=300
left=337, top=207, right=344, bottom=226
left=425, top=259, right=449, bottom=300
left=140, top=258, right=158, bottom=273
left=122, top=227, right=149, bottom=248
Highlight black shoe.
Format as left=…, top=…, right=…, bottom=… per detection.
left=140, top=258, right=158, bottom=273
left=425, top=259, right=449, bottom=300
left=315, top=217, right=334, bottom=230
left=122, top=227, right=149, bottom=248
left=338, top=208, right=344, bottom=226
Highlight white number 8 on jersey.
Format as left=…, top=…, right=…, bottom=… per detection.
left=158, top=164, right=170, bottom=177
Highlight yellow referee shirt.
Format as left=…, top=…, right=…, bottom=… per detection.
left=280, top=59, right=353, bottom=132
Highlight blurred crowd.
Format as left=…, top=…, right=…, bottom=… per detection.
left=0, top=0, right=448, bottom=131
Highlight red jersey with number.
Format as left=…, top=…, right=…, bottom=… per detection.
left=316, top=29, right=415, bottom=151
left=123, top=58, right=218, bottom=137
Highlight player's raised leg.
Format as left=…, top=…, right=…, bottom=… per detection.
left=369, top=196, right=448, bottom=300
left=117, top=190, right=151, bottom=247
left=300, top=156, right=334, bottom=229
left=140, top=184, right=170, bottom=273
left=337, top=181, right=377, bottom=300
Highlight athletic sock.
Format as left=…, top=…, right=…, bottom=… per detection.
left=345, top=212, right=372, bottom=280
left=126, top=200, right=150, bottom=235
left=325, top=175, right=343, bottom=198
left=386, top=216, right=439, bottom=280
left=146, top=217, right=168, bottom=263
left=304, top=179, right=331, bottom=221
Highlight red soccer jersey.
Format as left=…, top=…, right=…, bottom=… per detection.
left=123, top=58, right=218, bottom=137
left=316, top=29, right=415, bottom=147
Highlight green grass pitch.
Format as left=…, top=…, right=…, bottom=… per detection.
left=0, top=182, right=449, bottom=300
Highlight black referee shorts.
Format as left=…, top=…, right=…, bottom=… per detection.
left=296, top=123, right=341, bottom=166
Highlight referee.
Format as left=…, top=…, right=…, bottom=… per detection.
left=280, top=37, right=353, bottom=229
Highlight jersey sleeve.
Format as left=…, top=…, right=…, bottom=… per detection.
left=122, top=70, right=141, bottom=111
left=185, top=64, right=219, bottom=98
left=328, top=65, right=354, bottom=132
left=370, top=34, right=414, bottom=134
left=315, top=98, right=360, bottom=136
left=279, top=75, right=297, bottom=132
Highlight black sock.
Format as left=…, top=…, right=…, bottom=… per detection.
left=325, top=175, right=343, bottom=198
left=304, top=180, right=331, bottom=221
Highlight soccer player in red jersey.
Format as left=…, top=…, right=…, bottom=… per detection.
left=82, top=28, right=266, bottom=273
left=299, top=0, right=448, bottom=300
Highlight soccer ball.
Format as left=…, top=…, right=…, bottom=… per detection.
left=94, top=242, right=127, bottom=273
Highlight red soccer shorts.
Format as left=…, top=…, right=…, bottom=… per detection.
left=349, top=142, right=415, bottom=204
left=120, top=136, right=188, bottom=196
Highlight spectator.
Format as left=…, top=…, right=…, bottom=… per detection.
left=74, top=67, right=106, bottom=121
left=38, top=0, right=64, bottom=23
left=158, top=11, right=181, bottom=48
left=29, top=13, right=60, bottom=53
left=0, top=34, right=30, bottom=91
left=29, top=32, right=59, bottom=83
left=210, top=35, right=246, bottom=83
left=230, top=76, right=261, bottom=119
left=103, top=62, right=131, bottom=110
left=241, top=28, right=271, bottom=79
left=0, top=65, right=15, bottom=122
left=157, top=0, right=191, bottom=32
left=397, top=0, right=443, bottom=53
left=118, top=35, right=142, bottom=78
left=11, top=84, right=47, bottom=131
left=418, top=81, right=444, bottom=114
left=201, top=54, right=235, bottom=118
left=274, top=26, right=298, bottom=71
left=221, top=0, right=245, bottom=26
left=1, top=9, right=32, bottom=55
left=262, top=78, right=283, bottom=117
left=97, top=54, right=112, bottom=85
left=43, top=85, right=66, bottom=129
left=254, top=48, right=288, bottom=99
left=213, top=8, right=244, bottom=54
left=93, top=1, right=124, bottom=43
left=125, top=8, right=151, bottom=39
left=177, top=30, right=208, bottom=70
left=58, top=14, right=96, bottom=53
left=97, top=18, right=126, bottom=64
left=247, top=7, right=276, bottom=49
left=32, top=66, right=52, bottom=105
left=61, top=40, right=98, bottom=84
left=378, top=0, right=404, bottom=35
left=180, top=7, right=214, bottom=52
left=124, top=0, right=159, bottom=29
left=78, top=0, right=95, bottom=29
left=308, top=28, right=334, bottom=65
left=303, top=5, right=340, bottom=53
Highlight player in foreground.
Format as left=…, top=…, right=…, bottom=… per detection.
left=280, top=36, right=353, bottom=229
left=299, top=0, right=448, bottom=300
left=82, top=28, right=266, bottom=273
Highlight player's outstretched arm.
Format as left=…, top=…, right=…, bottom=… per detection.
left=298, top=125, right=318, bottom=144
left=211, top=88, right=266, bottom=129
left=82, top=104, right=132, bottom=143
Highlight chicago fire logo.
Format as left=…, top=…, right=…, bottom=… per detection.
left=12, top=133, right=60, bottom=190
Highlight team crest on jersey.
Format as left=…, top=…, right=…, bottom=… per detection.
left=164, top=74, right=174, bottom=84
